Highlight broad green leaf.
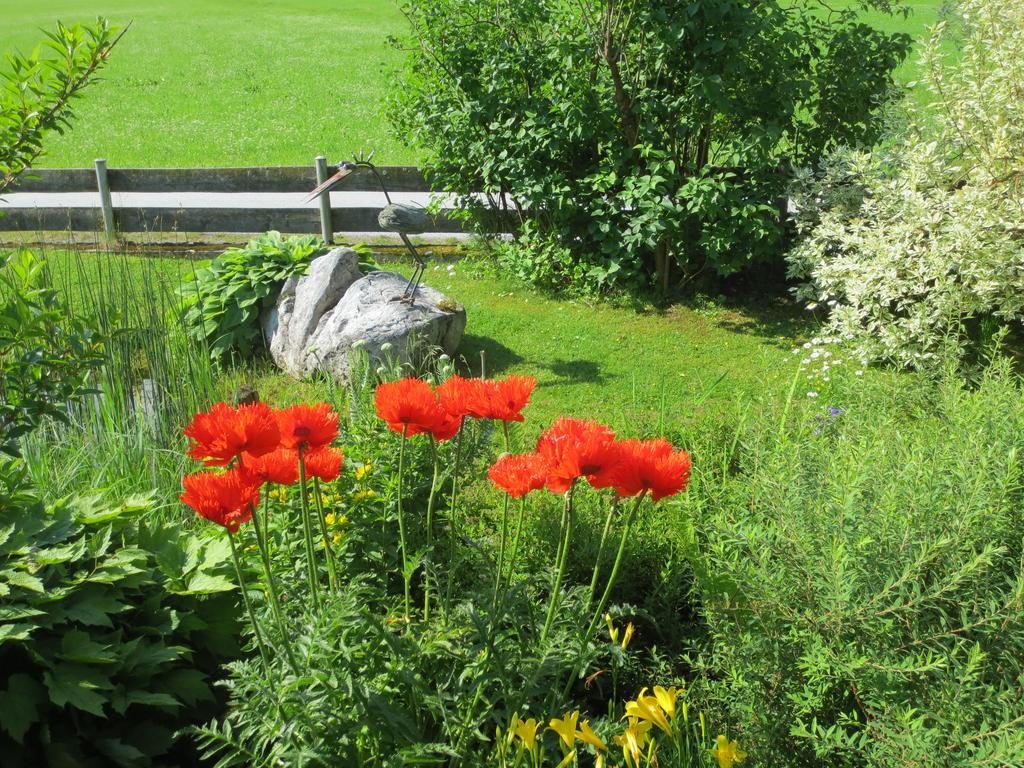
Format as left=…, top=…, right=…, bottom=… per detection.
left=0, top=673, right=44, bottom=743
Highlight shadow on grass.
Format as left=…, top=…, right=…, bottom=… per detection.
left=456, top=334, right=606, bottom=386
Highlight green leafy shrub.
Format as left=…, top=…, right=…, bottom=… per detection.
left=1, top=18, right=124, bottom=194
left=0, top=252, right=104, bottom=456
left=389, top=0, right=910, bottom=293
left=686, top=361, right=1024, bottom=766
left=787, top=0, right=1024, bottom=369
left=0, top=463, right=240, bottom=767
left=180, top=232, right=328, bottom=361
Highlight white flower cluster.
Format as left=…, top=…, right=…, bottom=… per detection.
left=791, top=336, right=866, bottom=397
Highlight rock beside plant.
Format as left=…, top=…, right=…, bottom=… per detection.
left=262, top=248, right=466, bottom=381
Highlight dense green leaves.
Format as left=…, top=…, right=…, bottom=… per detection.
left=0, top=252, right=104, bottom=457
left=389, top=0, right=910, bottom=293
left=180, top=231, right=327, bottom=361
left=0, top=464, right=240, bottom=766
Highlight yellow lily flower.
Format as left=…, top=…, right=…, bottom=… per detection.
left=621, top=621, right=635, bottom=650
left=614, top=717, right=652, bottom=765
left=623, top=690, right=672, bottom=736
left=652, top=685, right=679, bottom=720
left=325, top=512, right=336, bottom=526
left=513, top=715, right=539, bottom=751
left=710, top=735, right=747, bottom=768
left=549, top=710, right=580, bottom=749
left=576, top=719, right=607, bottom=751
left=606, top=613, right=619, bottom=644
left=355, top=463, right=372, bottom=481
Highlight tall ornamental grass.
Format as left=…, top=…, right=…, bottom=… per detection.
left=688, top=360, right=1024, bottom=766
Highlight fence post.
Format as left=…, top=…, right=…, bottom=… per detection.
left=94, top=158, right=115, bottom=240
left=314, top=156, right=334, bottom=244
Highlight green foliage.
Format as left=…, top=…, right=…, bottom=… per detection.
left=787, top=0, right=1024, bottom=369
left=0, top=463, right=240, bottom=767
left=686, top=361, right=1024, bottom=766
left=180, top=232, right=328, bottom=361
left=389, top=0, right=910, bottom=293
left=0, top=18, right=123, bottom=194
left=0, top=251, right=103, bottom=456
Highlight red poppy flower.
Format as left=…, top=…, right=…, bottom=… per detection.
left=608, top=438, right=691, bottom=500
left=374, top=378, right=446, bottom=436
left=184, top=401, right=280, bottom=467
left=488, top=452, right=549, bottom=498
left=276, top=403, right=339, bottom=452
left=304, top=446, right=344, bottom=482
left=245, top=448, right=299, bottom=486
left=536, top=417, right=618, bottom=494
left=180, top=467, right=260, bottom=532
left=428, top=410, right=462, bottom=442
left=437, top=375, right=491, bottom=420
left=483, top=374, right=536, bottom=422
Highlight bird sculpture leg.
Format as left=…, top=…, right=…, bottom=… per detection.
left=407, top=252, right=430, bottom=304
left=395, top=233, right=425, bottom=305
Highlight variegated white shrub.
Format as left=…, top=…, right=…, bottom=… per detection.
left=787, top=0, right=1024, bottom=368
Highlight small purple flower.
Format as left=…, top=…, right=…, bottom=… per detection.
left=827, top=406, right=845, bottom=418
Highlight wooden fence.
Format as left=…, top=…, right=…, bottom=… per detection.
left=0, top=157, right=466, bottom=241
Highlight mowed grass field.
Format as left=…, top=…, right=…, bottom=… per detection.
left=1, top=0, right=948, bottom=170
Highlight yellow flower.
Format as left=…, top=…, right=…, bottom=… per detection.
left=606, top=613, right=619, bottom=644
left=354, top=489, right=377, bottom=502
left=652, top=685, right=679, bottom=720
left=513, top=715, right=540, bottom=751
left=355, top=463, right=373, bottom=481
left=332, top=531, right=343, bottom=546
left=614, top=717, right=652, bottom=765
left=576, top=719, right=607, bottom=751
left=337, top=513, right=349, bottom=525
left=710, top=735, right=747, bottom=768
left=549, top=711, right=580, bottom=749
left=621, top=621, right=635, bottom=650
left=623, top=690, right=672, bottom=736
left=325, top=512, right=337, bottom=526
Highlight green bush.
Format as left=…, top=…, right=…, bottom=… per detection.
left=180, top=231, right=328, bottom=361
left=787, top=0, right=1024, bottom=369
left=0, top=252, right=104, bottom=457
left=686, top=361, right=1024, bottom=766
left=389, top=0, right=910, bottom=293
left=0, top=462, right=240, bottom=767
left=1, top=18, right=123, bottom=195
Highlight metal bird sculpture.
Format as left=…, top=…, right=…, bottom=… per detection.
left=305, top=150, right=431, bottom=304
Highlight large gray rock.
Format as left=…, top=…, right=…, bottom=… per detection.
left=263, top=248, right=466, bottom=381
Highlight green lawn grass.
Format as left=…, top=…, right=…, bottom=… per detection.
left=40, top=249, right=815, bottom=437
left=0, top=0, right=415, bottom=168
left=1, top=0, right=947, bottom=170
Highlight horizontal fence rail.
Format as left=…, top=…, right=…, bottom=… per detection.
left=0, top=158, right=473, bottom=240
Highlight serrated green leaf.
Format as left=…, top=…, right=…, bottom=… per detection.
left=2, top=569, right=44, bottom=593
left=183, top=571, right=235, bottom=595
left=0, top=673, right=44, bottom=743
left=60, top=629, right=116, bottom=664
left=43, top=665, right=108, bottom=716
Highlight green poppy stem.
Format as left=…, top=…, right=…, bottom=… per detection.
left=540, top=486, right=574, bottom=645
left=226, top=531, right=273, bottom=678
left=503, top=496, right=528, bottom=588
left=444, top=418, right=466, bottom=609
left=396, top=426, right=411, bottom=621
left=248, top=497, right=299, bottom=674
left=587, top=495, right=619, bottom=605
left=583, top=491, right=646, bottom=644
left=423, top=441, right=440, bottom=621
left=492, top=422, right=513, bottom=608
left=312, top=477, right=339, bottom=591
left=297, top=447, right=322, bottom=612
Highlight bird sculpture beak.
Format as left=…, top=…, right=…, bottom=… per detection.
left=304, top=164, right=356, bottom=203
